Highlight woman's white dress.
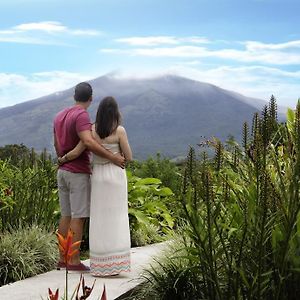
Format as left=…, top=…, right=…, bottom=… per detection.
left=89, top=143, right=131, bottom=276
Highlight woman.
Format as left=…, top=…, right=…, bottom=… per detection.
left=60, top=96, right=132, bottom=276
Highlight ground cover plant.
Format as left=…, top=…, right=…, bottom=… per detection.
left=0, top=225, right=57, bottom=286
left=134, top=96, right=300, bottom=300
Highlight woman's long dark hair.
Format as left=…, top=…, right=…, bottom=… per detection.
left=95, top=96, right=121, bottom=139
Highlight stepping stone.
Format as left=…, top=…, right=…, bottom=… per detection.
left=0, top=242, right=166, bottom=300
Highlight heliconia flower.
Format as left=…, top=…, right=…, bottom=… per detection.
left=56, top=229, right=81, bottom=265
left=48, top=288, right=59, bottom=300
left=75, top=274, right=96, bottom=300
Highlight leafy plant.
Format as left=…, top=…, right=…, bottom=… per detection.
left=0, top=151, right=59, bottom=232
left=126, top=235, right=202, bottom=300
left=127, top=171, right=175, bottom=246
left=48, top=231, right=106, bottom=300
left=0, top=225, right=58, bottom=286
left=0, top=144, right=31, bottom=166
left=135, top=97, right=300, bottom=299
left=128, top=153, right=181, bottom=194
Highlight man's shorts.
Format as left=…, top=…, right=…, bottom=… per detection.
left=57, top=169, right=91, bottom=218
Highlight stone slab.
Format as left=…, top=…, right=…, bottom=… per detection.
left=0, top=242, right=166, bottom=300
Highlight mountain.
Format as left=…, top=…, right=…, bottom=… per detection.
left=0, top=75, right=283, bottom=159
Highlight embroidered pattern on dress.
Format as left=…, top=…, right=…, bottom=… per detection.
left=90, top=252, right=131, bottom=276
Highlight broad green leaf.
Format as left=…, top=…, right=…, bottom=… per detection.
left=128, top=208, right=150, bottom=225
left=135, top=178, right=162, bottom=186
left=287, top=107, right=295, bottom=132
left=155, top=187, right=173, bottom=196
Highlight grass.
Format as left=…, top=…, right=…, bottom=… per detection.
left=0, top=225, right=58, bottom=286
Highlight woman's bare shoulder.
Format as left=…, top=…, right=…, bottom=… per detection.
left=116, top=125, right=126, bottom=134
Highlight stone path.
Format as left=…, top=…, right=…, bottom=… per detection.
left=0, top=242, right=167, bottom=300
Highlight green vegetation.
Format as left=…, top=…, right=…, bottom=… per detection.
left=133, top=97, right=300, bottom=300
left=128, top=154, right=184, bottom=230
left=0, top=143, right=33, bottom=166
left=0, top=144, right=178, bottom=286
left=0, top=149, right=60, bottom=286
left=0, top=225, right=57, bottom=286
left=6, top=96, right=298, bottom=298
left=127, top=171, right=175, bottom=246
left=0, top=149, right=59, bottom=232
left=128, top=153, right=181, bottom=194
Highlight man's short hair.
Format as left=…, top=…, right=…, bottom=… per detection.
left=74, top=82, right=93, bottom=102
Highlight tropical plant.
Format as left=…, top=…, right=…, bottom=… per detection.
left=56, top=229, right=83, bottom=299
left=124, top=235, right=201, bottom=300
left=0, top=225, right=57, bottom=286
left=128, top=153, right=181, bottom=194
left=0, top=144, right=31, bottom=166
left=135, top=97, right=300, bottom=299
left=127, top=171, right=175, bottom=246
left=0, top=151, right=59, bottom=232
left=47, top=231, right=106, bottom=300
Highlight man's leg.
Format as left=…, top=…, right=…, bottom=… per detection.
left=68, top=172, right=91, bottom=267
left=58, top=216, right=71, bottom=262
left=58, top=216, right=71, bottom=236
left=69, top=218, right=85, bottom=265
left=57, top=169, right=72, bottom=263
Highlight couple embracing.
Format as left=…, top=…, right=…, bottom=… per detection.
left=53, top=82, right=132, bottom=277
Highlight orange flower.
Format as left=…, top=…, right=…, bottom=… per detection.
left=48, top=288, right=59, bottom=300
left=56, top=229, right=81, bottom=265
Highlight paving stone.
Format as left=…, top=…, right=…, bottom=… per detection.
left=0, top=242, right=166, bottom=300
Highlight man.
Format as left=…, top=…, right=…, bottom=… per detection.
left=54, top=82, right=125, bottom=271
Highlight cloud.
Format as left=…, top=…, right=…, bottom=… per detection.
left=100, top=36, right=300, bottom=107
left=0, top=21, right=102, bottom=45
left=13, top=21, right=67, bottom=32
left=101, top=46, right=209, bottom=57
left=166, top=64, right=300, bottom=108
left=115, top=35, right=209, bottom=46
left=245, top=40, right=300, bottom=50
left=212, top=47, right=300, bottom=65
left=102, top=38, right=300, bottom=65
left=0, top=71, right=91, bottom=108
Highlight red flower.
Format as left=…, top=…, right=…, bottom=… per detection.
left=48, top=288, right=59, bottom=300
left=75, top=274, right=96, bottom=300
left=56, top=229, right=81, bottom=265
left=100, top=284, right=107, bottom=300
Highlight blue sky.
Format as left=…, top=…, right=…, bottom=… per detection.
left=0, top=0, right=299, bottom=108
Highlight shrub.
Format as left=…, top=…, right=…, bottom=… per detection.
left=135, top=97, right=300, bottom=299
left=128, top=236, right=202, bottom=300
left=128, top=153, right=181, bottom=195
left=130, top=223, right=162, bottom=247
left=127, top=171, right=175, bottom=246
left=0, top=151, right=59, bottom=232
left=0, top=225, right=58, bottom=286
